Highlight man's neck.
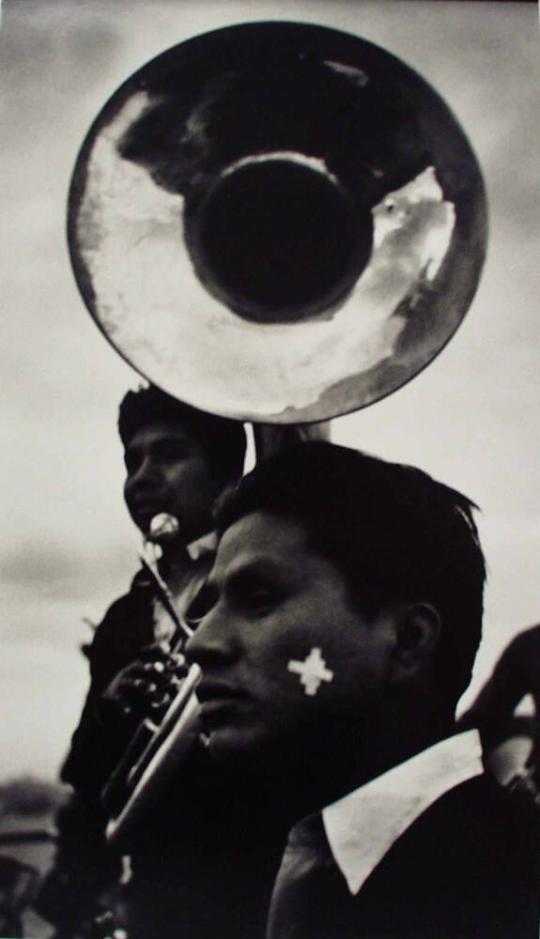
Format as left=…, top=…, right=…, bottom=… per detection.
left=352, top=704, right=456, bottom=787
left=240, top=711, right=457, bottom=827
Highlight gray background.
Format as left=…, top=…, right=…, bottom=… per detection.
left=1, top=0, right=539, bottom=783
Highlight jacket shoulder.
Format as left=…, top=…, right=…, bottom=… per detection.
left=86, top=569, right=156, bottom=692
left=362, top=774, right=540, bottom=938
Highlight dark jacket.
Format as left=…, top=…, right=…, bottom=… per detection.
left=36, top=570, right=158, bottom=934
left=268, top=775, right=540, bottom=939
left=62, top=568, right=157, bottom=801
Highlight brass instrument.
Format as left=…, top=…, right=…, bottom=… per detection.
left=99, top=514, right=203, bottom=844
left=67, top=21, right=488, bottom=844
left=105, top=662, right=201, bottom=844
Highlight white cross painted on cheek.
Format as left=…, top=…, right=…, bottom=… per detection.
left=287, top=647, right=334, bottom=696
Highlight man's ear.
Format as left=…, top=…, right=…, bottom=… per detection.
left=389, top=603, right=442, bottom=685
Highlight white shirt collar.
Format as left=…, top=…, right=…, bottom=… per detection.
left=322, top=729, right=482, bottom=895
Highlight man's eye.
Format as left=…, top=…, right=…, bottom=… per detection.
left=243, top=589, right=279, bottom=614
left=159, top=445, right=188, bottom=462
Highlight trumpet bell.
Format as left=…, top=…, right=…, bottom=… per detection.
left=68, top=21, right=487, bottom=423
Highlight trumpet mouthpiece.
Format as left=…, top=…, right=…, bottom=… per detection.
left=148, top=513, right=180, bottom=544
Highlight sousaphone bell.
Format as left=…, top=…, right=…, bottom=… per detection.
left=68, top=20, right=487, bottom=425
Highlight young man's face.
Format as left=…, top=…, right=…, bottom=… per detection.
left=123, top=420, right=223, bottom=543
left=187, top=510, right=395, bottom=763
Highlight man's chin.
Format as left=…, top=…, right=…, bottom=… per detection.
left=200, top=724, right=268, bottom=766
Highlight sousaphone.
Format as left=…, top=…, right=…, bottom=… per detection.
left=68, top=21, right=487, bottom=425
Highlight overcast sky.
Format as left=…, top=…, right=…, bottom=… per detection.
left=1, top=0, right=539, bottom=779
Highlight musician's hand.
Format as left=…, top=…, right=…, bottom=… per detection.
left=459, top=623, right=540, bottom=801
left=102, top=641, right=189, bottom=721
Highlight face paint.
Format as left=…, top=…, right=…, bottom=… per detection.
left=288, top=647, right=334, bottom=696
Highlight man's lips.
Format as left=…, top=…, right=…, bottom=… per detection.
left=197, top=679, right=248, bottom=725
left=131, top=498, right=172, bottom=525
left=132, top=496, right=167, bottom=514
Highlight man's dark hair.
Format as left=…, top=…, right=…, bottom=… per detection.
left=118, top=385, right=246, bottom=483
left=216, top=442, right=486, bottom=711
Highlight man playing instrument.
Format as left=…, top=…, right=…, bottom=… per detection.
left=36, top=384, right=247, bottom=937
left=63, top=384, right=246, bottom=795
left=185, top=441, right=540, bottom=939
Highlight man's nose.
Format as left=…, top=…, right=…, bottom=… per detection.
left=129, top=456, right=161, bottom=489
left=185, top=606, right=238, bottom=669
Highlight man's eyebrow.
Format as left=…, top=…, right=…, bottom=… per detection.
left=208, top=556, right=293, bottom=591
left=125, top=435, right=186, bottom=455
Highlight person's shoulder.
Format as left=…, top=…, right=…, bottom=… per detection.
left=409, top=773, right=539, bottom=866
left=431, top=772, right=538, bottom=829
left=85, top=568, right=156, bottom=687
left=354, top=775, right=540, bottom=938
left=405, top=775, right=540, bottom=933
left=94, top=568, right=153, bottom=633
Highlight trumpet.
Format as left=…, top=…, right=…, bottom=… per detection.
left=104, top=664, right=202, bottom=846
left=102, top=514, right=206, bottom=846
